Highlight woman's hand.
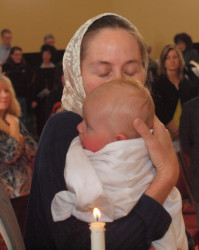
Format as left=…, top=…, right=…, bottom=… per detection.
left=133, top=116, right=179, bottom=204
left=5, top=114, right=24, bottom=145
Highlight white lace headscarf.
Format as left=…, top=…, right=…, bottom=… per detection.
left=62, top=13, right=138, bottom=116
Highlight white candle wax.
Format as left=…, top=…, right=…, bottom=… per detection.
left=90, top=221, right=105, bottom=250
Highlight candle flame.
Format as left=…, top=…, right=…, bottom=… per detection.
left=93, top=207, right=101, bottom=220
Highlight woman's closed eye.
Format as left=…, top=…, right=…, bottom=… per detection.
left=98, top=71, right=111, bottom=77
left=123, top=62, right=140, bottom=76
left=91, top=63, right=112, bottom=78
left=123, top=70, right=137, bottom=76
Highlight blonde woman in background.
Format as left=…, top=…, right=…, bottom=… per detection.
left=152, top=44, right=196, bottom=140
left=0, top=74, right=37, bottom=233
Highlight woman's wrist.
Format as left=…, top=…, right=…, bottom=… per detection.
left=145, top=142, right=179, bottom=205
left=144, top=169, right=177, bottom=204
left=133, top=117, right=179, bottom=205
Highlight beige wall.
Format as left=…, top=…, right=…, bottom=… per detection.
left=1, top=0, right=199, bottom=59
left=1, top=0, right=112, bottom=53
left=113, top=0, right=199, bottom=59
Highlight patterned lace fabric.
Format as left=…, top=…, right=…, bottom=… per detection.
left=0, top=122, right=37, bottom=199
left=61, top=13, right=138, bottom=116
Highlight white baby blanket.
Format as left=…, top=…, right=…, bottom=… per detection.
left=51, top=137, right=188, bottom=250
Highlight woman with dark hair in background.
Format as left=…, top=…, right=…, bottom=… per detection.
left=174, top=33, right=199, bottom=95
left=2, top=46, right=34, bottom=135
left=174, top=32, right=199, bottom=65
left=152, top=44, right=196, bottom=139
left=31, top=45, right=56, bottom=136
left=40, top=44, right=55, bottom=69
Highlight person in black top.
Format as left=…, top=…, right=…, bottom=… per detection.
left=152, top=44, right=196, bottom=139
left=174, top=32, right=199, bottom=65
left=2, top=46, right=34, bottom=134
left=46, top=62, right=64, bottom=118
left=180, top=96, right=199, bottom=228
left=31, top=45, right=56, bottom=136
left=25, top=13, right=181, bottom=250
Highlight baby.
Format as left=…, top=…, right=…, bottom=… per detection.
left=51, top=79, right=188, bottom=250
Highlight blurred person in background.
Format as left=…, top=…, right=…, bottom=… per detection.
left=0, top=29, right=12, bottom=65
left=43, top=34, right=55, bottom=47
left=2, top=46, right=34, bottom=135
left=0, top=74, right=37, bottom=234
left=31, top=45, right=56, bottom=136
left=174, top=32, right=199, bottom=65
left=46, top=62, right=64, bottom=118
left=180, top=95, right=199, bottom=227
left=152, top=44, right=196, bottom=140
left=40, top=44, right=56, bottom=68
left=42, top=34, right=57, bottom=64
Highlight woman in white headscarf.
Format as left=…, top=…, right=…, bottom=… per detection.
left=24, top=13, right=180, bottom=249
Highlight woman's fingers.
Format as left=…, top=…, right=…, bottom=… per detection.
left=133, top=117, right=175, bottom=168
left=133, top=117, right=179, bottom=204
left=133, top=117, right=153, bottom=142
left=133, top=117, right=161, bottom=155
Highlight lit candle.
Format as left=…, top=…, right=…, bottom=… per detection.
left=90, top=208, right=106, bottom=250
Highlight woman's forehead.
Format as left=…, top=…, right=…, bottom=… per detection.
left=167, top=49, right=178, bottom=56
left=86, top=27, right=137, bottom=45
left=83, top=28, right=141, bottom=61
left=0, top=84, right=9, bottom=90
left=0, top=79, right=10, bottom=88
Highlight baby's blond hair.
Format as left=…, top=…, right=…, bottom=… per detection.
left=84, top=79, right=155, bottom=139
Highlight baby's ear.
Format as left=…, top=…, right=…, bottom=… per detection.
left=115, top=133, right=127, bottom=141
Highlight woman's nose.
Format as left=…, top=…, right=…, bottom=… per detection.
left=114, top=69, right=123, bottom=79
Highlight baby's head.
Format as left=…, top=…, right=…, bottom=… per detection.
left=77, top=79, right=155, bottom=152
